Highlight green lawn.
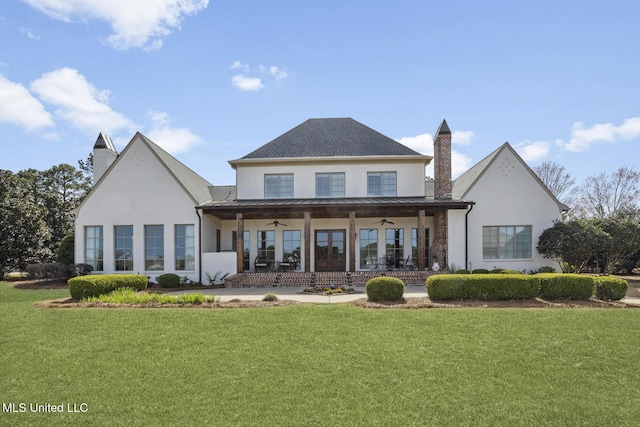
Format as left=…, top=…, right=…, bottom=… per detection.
left=2, top=283, right=640, bottom=426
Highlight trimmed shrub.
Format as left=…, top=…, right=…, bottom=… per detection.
left=26, top=263, right=69, bottom=282
left=471, top=269, right=490, bottom=274
left=68, top=274, right=147, bottom=300
left=498, top=270, right=522, bottom=274
left=426, top=274, right=540, bottom=301
left=158, top=273, right=181, bottom=288
left=490, top=268, right=504, bottom=273
left=262, top=293, right=278, bottom=302
left=537, top=274, right=595, bottom=300
left=366, top=277, right=405, bottom=302
left=456, top=269, right=471, bottom=274
left=594, top=277, right=628, bottom=301
left=74, top=263, right=94, bottom=277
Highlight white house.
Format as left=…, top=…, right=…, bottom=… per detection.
left=73, top=118, right=567, bottom=283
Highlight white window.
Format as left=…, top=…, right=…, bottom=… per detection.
left=265, top=174, right=293, bottom=198
left=367, top=172, right=396, bottom=197
left=114, top=225, right=133, bottom=271
left=483, top=226, right=532, bottom=259
left=175, top=225, right=195, bottom=270
left=85, top=226, right=103, bottom=271
left=145, top=225, right=164, bottom=271
left=316, top=173, right=345, bottom=198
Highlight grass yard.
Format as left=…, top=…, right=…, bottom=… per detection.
left=2, top=282, right=640, bottom=426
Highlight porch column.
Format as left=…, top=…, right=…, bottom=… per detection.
left=304, top=211, right=311, bottom=272
left=236, top=213, right=244, bottom=273
left=349, top=211, right=356, bottom=272
left=418, top=210, right=426, bottom=271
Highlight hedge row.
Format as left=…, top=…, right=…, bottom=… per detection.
left=68, top=274, right=148, bottom=300
left=426, top=274, right=628, bottom=302
left=426, top=274, right=540, bottom=301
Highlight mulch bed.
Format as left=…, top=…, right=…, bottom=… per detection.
left=32, top=296, right=638, bottom=310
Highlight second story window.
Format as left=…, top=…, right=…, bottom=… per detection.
left=316, top=173, right=345, bottom=198
left=367, top=172, right=396, bottom=197
left=265, top=174, right=293, bottom=198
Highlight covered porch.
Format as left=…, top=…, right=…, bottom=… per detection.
left=198, top=197, right=472, bottom=274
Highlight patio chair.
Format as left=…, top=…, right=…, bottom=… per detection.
left=254, top=255, right=272, bottom=272
left=404, top=255, right=417, bottom=270
left=279, top=254, right=299, bottom=272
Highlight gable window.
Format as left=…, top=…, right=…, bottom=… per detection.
left=368, top=172, right=396, bottom=197
left=175, top=224, right=195, bottom=270
left=359, top=229, right=378, bottom=269
left=114, top=225, right=133, bottom=271
left=316, top=173, right=345, bottom=198
left=85, top=226, right=103, bottom=271
left=483, top=226, right=532, bottom=260
left=145, top=225, right=164, bottom=271
left=265, top=174, right=293, bottom=198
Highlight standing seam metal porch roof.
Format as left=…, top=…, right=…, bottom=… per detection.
left=237, top=118, right=424, bottom=159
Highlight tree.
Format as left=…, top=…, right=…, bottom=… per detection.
left=576, top=167, right=640, bottom=219
left=0, top=170, right=52, bottom=272
left=532, top=161, right=577, bottom=208
left=592, top=218, right=640, bottom=274
left=537, top=220, right=609, bottom=272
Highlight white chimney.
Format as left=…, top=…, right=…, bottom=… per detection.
left=92, top=133, right=117, bottom=183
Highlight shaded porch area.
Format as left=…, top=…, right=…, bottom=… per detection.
left=199, top=196, right=472, bottom=273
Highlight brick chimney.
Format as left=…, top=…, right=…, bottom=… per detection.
left=433, top=119, right=452, bottom=199
left=92, top=132, right=117, bottom=184
left=431, top=119, right=451, bottom=269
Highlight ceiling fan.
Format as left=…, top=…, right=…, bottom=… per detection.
left=266, top=220, right=288, bottom=227
left=375, top=218, right=395, bottom=225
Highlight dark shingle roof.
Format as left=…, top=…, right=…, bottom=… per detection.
left=240, top=118, right=423, bottom=159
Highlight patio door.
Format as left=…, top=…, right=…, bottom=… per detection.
left=315, top=230, right=346, bottom=271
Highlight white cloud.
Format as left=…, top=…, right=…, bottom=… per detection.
left=229, top=62, right=288, bottom=91
left=396, top=131, right=473, bottom=179
left=0, top=75, right=54, bottom=131
left=20, top=27, right=40, bottom=40
left=231, top=74, right=263, bottom=91
left=30, top=67, right=135, bottom=134
left=452, top=130, right=474, bottom=146
left=270, top=66, right=288, bottom=80
left=557, top=116, right=640, bottom=152
left=23, top=0, right=209, bottom=51
left=514, top=140, right=550, bottom=162
left=146, top=110, right=201, bottom=154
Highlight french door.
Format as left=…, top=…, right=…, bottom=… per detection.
left=314, top=230, right=346, bottom=271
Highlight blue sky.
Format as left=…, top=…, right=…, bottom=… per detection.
left=1, top=0, right=639, bottom=187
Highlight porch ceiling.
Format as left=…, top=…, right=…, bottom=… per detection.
left=198, top=197, right=473, bottom=220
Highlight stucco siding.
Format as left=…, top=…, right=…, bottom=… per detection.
left=464, top=148, right=562, bottom=272
left=74, top=137, right=202, bottom=281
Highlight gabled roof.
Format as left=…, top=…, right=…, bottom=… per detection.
left=238, top=118, right=425, bottom=160
left=75, top=133, right=213, bottom=214
left=136, top=133, right=213, bottom=204
left=452, top=142, right=569, bottom=211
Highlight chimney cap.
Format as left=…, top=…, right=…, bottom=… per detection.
left=94, top=132, right=116, bottom=151
left=436, top=119, right=451, bottom=135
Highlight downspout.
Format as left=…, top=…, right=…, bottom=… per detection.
left=195, top=207, right=202, bottom=284
left=465, top=203, right=474, bottom=270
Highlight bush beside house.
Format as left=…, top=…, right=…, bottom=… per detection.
left=366, top=277, right=405, bottom=302
left=68, top=274, right=148, bottom=300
